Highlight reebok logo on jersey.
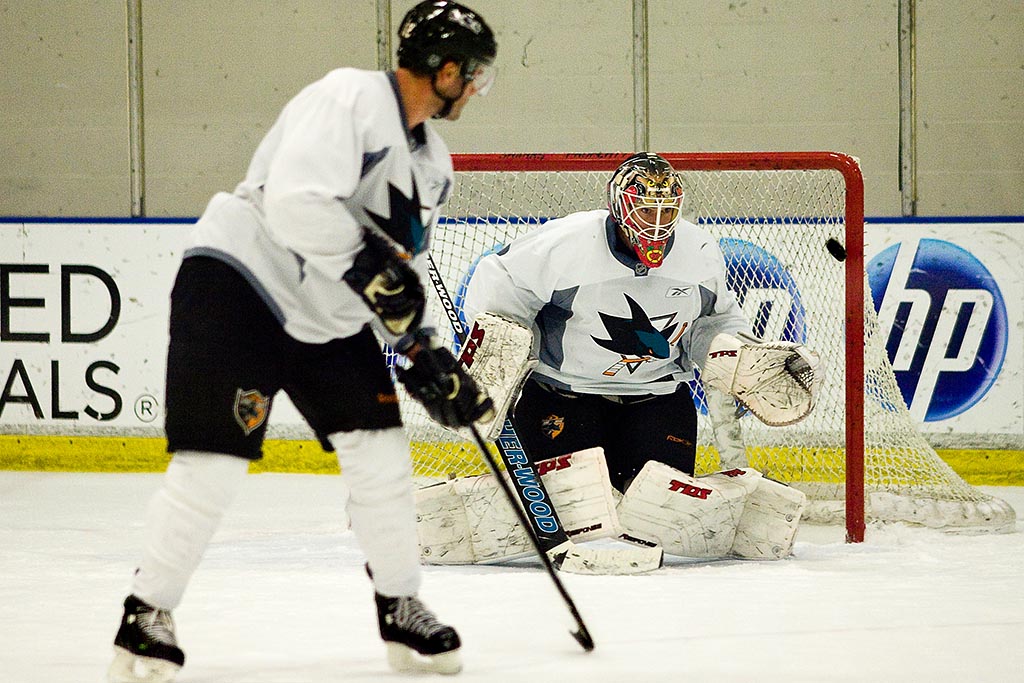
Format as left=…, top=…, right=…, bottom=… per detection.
left=665, top=286, right=691, bottom=298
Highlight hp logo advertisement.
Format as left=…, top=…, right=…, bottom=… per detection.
left=868, top=238, right=1008, bottom=422
left=720, top=237, right=808, bottom=344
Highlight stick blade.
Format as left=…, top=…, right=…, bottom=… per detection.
left=573, top=626, right=595, bottom=652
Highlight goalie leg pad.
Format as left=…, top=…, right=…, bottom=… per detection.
left=730, top=476, right=807, bottom=560
left=416, top=449, right=664, bottom=573
left=458, top=312, right=538, bottom=440
left=616, top=463, right=761, bottom=558
left=414, top=479, right=478, bottom=565
left=415, top=448, right=620, bottom=565
left=415, top=475, right=532, bottom=565
left=536, top=447, right=620, bottom=543
left=553, top=539, right=663, bottom=575
left=544, top=448, right=661, bottom=574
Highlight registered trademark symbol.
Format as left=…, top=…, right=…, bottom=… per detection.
left=134, top=394, right=159, bottom=422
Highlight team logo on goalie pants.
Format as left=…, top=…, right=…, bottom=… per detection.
left=513, top=378, right=698, bottom=491
left=541, top=414, right=565, bottom=439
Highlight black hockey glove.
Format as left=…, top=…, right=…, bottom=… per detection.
left=396, top=330, right=496, bottom=429
left=342, top=228, right=425, bottom=336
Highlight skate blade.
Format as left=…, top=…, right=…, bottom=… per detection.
left=108, top=646, right=181, bottom=683
left=386, top=642, right=462, bottom=675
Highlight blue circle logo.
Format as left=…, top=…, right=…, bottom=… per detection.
left=867, top=238, right=1007, bottom=421
left=719, top=237, right=807, bottom=344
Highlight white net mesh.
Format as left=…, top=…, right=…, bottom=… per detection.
left=388, top=155, right=1014, bottom=535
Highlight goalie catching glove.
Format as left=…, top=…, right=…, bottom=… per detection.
left=342, top=227, right=425, bottom=336
left=396, top=329, right=496, bottom=429
left=701, top=332, right=822, bottom=426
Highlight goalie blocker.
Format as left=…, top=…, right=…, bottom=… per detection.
left=456, top=311, right=537, bottom=440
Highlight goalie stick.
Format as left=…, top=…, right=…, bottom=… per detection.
left=426, top=262, right=574, bottom=552
left=426, top=255, right=594, bottom=653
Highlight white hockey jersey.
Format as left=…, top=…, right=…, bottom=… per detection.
left=186, top=68, right=453, bottom=344
left=462, top=210, right=751, bottom=396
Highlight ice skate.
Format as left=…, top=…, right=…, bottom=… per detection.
left=376, top=593, right=462, bottom=675
left=107, top=595, right=184, bottom=683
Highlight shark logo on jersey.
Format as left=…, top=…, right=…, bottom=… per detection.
left=593, top=294, right=679, bottom=376
left=360, top=148, right=389, bottom=177
left=364, top=180, right=428, bottom=254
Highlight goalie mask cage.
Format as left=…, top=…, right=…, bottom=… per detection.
left=390, top=152, right=1015, bottom=542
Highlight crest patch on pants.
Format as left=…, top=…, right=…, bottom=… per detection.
left=234, top=388, right=269, bottom=435
left=541, top=414, right=564, bottom=439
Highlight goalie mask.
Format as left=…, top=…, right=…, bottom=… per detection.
left=607, top=152, right=685, bottom=268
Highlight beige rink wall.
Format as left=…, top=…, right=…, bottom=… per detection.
left=1, top=1, right=1021, bottom=219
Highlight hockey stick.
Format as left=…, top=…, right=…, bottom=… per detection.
left=465, top=423, right=594, bottom=652
left=426, top=255, right=594, bottom=652
left=426, top=258, right=579, bottom=557
left=354, top=221, right=573, bottom=556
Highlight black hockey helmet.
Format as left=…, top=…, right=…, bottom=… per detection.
left=397, top=1, right=497, bottom=93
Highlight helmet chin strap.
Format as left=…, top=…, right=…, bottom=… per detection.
left=431, top=74, right=468, bottom=119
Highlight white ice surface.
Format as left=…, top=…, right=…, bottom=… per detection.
left=1, top=471, right=1022, bottom=682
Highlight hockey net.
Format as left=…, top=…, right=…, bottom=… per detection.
left=389, top=152, right=1015, bottom=541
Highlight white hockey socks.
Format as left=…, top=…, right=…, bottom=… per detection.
left=332, top=428, right=421, bottom=597
left=131, top=451, right=249, bottom=609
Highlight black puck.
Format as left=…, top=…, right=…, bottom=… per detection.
left=825, top=238, right=847, bottom=262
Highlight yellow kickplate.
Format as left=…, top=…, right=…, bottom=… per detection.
left=0, top=435, right=1021, bottom=485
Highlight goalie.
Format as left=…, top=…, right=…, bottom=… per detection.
left=419, top=153, right=821, bottom=565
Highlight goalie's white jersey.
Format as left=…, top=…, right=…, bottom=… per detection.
left=462, top=210, right=750, bottom=396
left=185, top=68, right=453, bottom=344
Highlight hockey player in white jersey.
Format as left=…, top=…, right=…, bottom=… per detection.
left=450, top=153, right=820, bottom=564
left=463, top=152, right=751, bottom=490
left=108, top=2, right=496, bottom=681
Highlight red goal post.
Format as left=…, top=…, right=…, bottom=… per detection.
left=396, top=151, right=1014, bottom=543
left=454, top=152, right=866, bottom=540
